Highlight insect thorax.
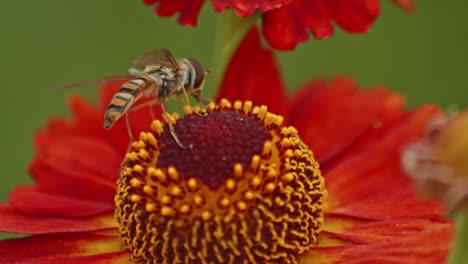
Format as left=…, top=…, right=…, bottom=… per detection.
left=145, top=60, right=198, bottom=100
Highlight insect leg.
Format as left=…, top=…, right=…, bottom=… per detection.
left=127, top=99, right=186, bottom=148
left=125, top=113, right=134, bottom=143
left=149, top=105, right=156, bottom=120
left=180, top=83, right=193, bottom=107
left=124, top=99, right=159, bottom=156
left=127, top=99, right=161, bottom=115
left=120, top=113, right=135, bottom=170
left=160, top=102, right=186, bottom=149
left=184, top=86, right=211, bottom=105
left=166, top=82, right=193, bottom=108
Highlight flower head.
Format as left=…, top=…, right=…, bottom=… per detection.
left=403, top=109, right=468, bottom=210
left=142, top=0, right=414, bottom=50
left=0, top=27, right=452, bottom=263
left=116, top=101, right=326, bottom=263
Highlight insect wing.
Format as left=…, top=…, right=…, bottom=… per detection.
left=49, top=75, right=133, bottom=90
left=132, top=48, right=180, bottom=71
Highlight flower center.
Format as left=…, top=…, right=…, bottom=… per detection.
left=115, top=99, right=327, bottom=264
left=157, top=111, right=271, bottom=189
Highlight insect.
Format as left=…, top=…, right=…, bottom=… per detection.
left=53, top=48, right=210, bottom=148
left=103, top=48, right=210, bottom=148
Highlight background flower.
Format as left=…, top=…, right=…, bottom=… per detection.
left=143, top=0, right=415, bottom=50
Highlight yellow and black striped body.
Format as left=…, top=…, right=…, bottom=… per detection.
left=102, top=51, right=208, bottom=133
left=103, top=76, right=156, bottom=128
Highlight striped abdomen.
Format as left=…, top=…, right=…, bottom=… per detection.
left=103, top=77, right=153, bottom=128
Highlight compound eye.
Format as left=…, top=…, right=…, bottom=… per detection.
left=188, top=58, right=204, bottom=88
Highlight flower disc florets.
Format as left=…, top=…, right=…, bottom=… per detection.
left=115, top=99, right=327, bottom=263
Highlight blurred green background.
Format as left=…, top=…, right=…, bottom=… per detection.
left=0, top=0, right=467, bottom=220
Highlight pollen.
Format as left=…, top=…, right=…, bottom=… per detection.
left=150, top=119, right=164, bottom=135
left=142, top=185, right=153, bottom=195
left=187, top=178, right=198, bottom=191
left=233, top=163, right=243, bottom=177
left=183, top=105, right=192, bottom=115
left=115, top=99, right=327, bottom=264
left=225, top=178, right=236, bottom=192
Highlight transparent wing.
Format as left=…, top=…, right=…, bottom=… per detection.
left=132, top=48, right=180, bottom=71
left=49, top=75, right=132, bottom=90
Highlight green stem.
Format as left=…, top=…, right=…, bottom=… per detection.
left=211, top=10, right=260, bottom=94
left=448, top=210, right=468, bottom=264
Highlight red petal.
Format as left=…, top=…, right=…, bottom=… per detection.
left=262, top=2, right=310, bottom=50
left=291, top=0, right=335, bottom=39
left=34, top=118, right=73, bottom=150
left=0, top=204, right=116, bottom=234
left=309, top=218, right=453, bottom=263
left=32, top=252, right=129, bottom=264
left=20, top=80, right=164, bottom=218
left=325, top=105, right=446, bottom=219
left=0, top=231, right=127, bottom=263
left=69, top=94, right=121, bottom=149
left=216, top=27, right=288, bottom=116
left=9, top=186, right=114, bottom=217
left=391, top=0, right=416, bottom=12
left=262, top=0, right=380, bottom=50
left=212, top=0, right=292, bottom=16
left=34, top=129, right=121, bottom=182
left=144, top=0, right=204, bottom=26
left=326, top=0, right=380, bottom=33
left=326, top=160, right=446, bottom=219
left=289, top=77, right=446, bottom=219
left=29, top=132, right=120, bottom=202
left=288, top=77, right=405, bottom=165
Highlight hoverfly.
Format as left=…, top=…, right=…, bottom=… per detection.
left=53, top=48, right=210, bottom=148
left=104, top=48, right=210, bottom=148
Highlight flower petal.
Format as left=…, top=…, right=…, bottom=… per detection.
left=308, top=218, right=453, bottom=263
left=262, top=0, right=379, bottom=50
left=216, top=27, right=288, bottom=116
left=39, top=252, right=129, bottom=264
left=262, top=0, right=333, bottom=50
left=69, top=93, right=127, bottom=154
left=143, top=0, right=204, bottom=26
left=0, top=231, right=128, bottom=264
left=212, top=0, right=292, bottom=16
left=325, top=104, right=446, bottom=219
left=34, top=126, right=121, bottom=180
left=34, top=118, right=74, bottom=150
left=391, top=0, right=416, bottom=12
left=0, top=204, right=116, bottom=234
left=30, top=130, right=120, bottom=202
left=288, top=77, right=405, bottom=165
left=8, top=186, right=114, bottom=217
left=326, top=0, right=380, bottom=34
left=289, top=76, right=447, bottom=220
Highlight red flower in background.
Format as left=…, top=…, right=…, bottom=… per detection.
left=142, top=0, right=415, bottom=50
left=0, top=27, right=451, bottom=263
left=391, top=0, right=416, bottom=12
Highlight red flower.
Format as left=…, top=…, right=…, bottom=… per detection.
left=391, top=0, right=416, bottom=12
left=142, top=0, right=415, bottom=50
left=0, top=27, right=451, bottom=263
